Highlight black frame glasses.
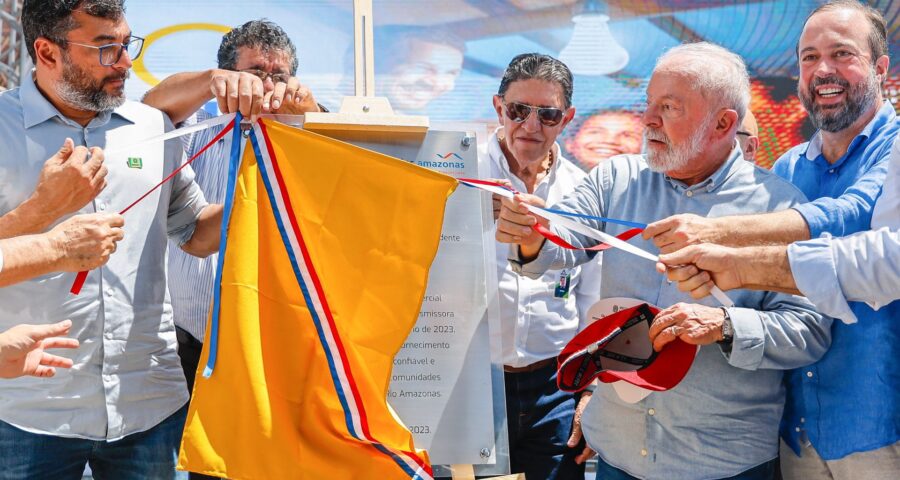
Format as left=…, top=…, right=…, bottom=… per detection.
left=240, top=69, right=292, bottom=84
left=66, top=36, right=144, bottom=66
left=736, top=130, right=753, bottom=137
left=502, top=101, right=565, bottom=127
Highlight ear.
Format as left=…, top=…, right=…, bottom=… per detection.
left=745, top=136, right=760, bottom=162
left=875, top=55, right=890, bottom=82
left=492, top=95, right=504, bottom=122
left=715, top=109, right=739, bottom=140
left=559, top=106, right=577, bottom=131
left=33, top=37, right=62, bottom=71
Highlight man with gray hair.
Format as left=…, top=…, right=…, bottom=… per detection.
left=640, top=3, right=899, bottom=477
left=496, top=42, right=831, bottom=479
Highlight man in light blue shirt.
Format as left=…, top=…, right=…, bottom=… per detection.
left=497, top=42, right=830, bottom=480
left=0, top=2, right=223, bottom=478
left=642, top=3, right=899, bottom=477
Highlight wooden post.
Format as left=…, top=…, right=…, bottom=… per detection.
left=450, top=464, right=526, bottom=480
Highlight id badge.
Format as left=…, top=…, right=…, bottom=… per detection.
left=554, top=269, right=571, bottom=299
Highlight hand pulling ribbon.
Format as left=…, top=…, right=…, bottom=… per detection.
left=458, top=178, right=735, bottom=308
left=69, top=113, right=238, bottom=295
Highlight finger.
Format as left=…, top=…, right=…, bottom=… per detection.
left=649, top=311, right=679, bottom=340
left=689, top=280, right=716, bottom=300
left=211, top=75, right=229, bottom=114
left=225, top=74, right=240, bottom=114
left=642, top=218, right=673, bottom=241
left=566, top=423, right=582, bottom=448
left=41, top=337, right=79, bottom=350
left=262, top=91, right=274, bottom=113
left=110, top=227, right=125, bottom=242
left=270, top=82, right=287, bottom=111
left=28, top=319, right=73, bottom=341
left=90, top=166, right=109, bottom=192
left=653, top=326, right=678, bottom=351
left=658, top=247, right=698, bottom=267
left=675, top=270, right=711, bottom=294
left=40, top=352, right=75, bottom=369
left=30, top=366, right=56, bottom=378
left=666, top=264, right=700, bottom=282
left=238, top=77, right=254, bottom=117
left=54, top=138, right=76, bottom=164
left=105, top=214, right=125, bottom=228
left=250, top=78, right=264, bottom=121
left=574, top=447, right=596, bottom=465
left=85, top=147, right=105, bottom=175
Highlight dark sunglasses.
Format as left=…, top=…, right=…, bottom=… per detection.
left=503, top=101, right=565, bottom=127
left=736, top=130, right=753, bottom=137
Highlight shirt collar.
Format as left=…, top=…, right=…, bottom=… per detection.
left=663, top=143, right=745, bottom=194
left=21, top=70, right=136, bottom=129
left=802, top=101, right=896, bottom=162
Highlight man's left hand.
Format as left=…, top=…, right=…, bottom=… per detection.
left=643, top=213, right=720, bottom=254
left=0, top=320, right=79, bottom=379
left=566, top=391, right=596, bottom=465
left=649, top=303, right=725, bottom=352
left=264, top=77, right=321, bottom=115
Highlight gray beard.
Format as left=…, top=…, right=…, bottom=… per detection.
left=57, top=62, right=128, bottom=113
left=800, top=69, right=879, bottom=133
left=644, top=119, right=710, bottom=173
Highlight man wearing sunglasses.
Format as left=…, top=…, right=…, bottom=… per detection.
left=497, top=43, right=830, bottom=480
left=486, top=53, right=602, bottom=480
left=0, top=1, right=224, bottom=478
left=141, top=20, right=322, bottom=480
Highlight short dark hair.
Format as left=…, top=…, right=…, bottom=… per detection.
left=497, top=53, right=574, bottom=109
left=22, top=0, right=126, bottom=63
left=217, top=19, right=298, bottom=75
left=802, top=0, right=888, bottom=60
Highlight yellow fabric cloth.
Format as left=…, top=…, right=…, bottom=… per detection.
left=178, top=120, right=456, bottom=479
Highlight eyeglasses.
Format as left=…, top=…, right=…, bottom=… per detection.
left=66, top=36, right=144, bottom=66
left=240, top=69, right=291, bottom=84
left=736, top=130, right=753, bottom=137
left=502, top=101, right=565, bottom=127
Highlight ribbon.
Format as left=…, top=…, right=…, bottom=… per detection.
left=458, top=178, right=735, bottom=308
left=70, top=114, right=238, bottom=295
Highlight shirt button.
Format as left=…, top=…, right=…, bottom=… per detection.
left=800, top=417, right=806, bottom=423
left=104, top=331, right=113, bottom=340
left=97, top=201, right=106, bottom=211
left=648, top=408, right=656, bottom=416
left=828, top=169, right=835, bottom=173
left=106, top=287, right=114, bottom=296
left=806, top=371, right=814, bottom=378
left=640, top=448, right=648, bottom=457
left=795, top=427, right=801, bottom=432
left=686, top=190, right=694, bottom=197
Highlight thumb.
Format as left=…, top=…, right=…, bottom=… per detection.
left=54, top=138, right=76, bottom=163
left=566, top=422, right=582, bottom=448
left=28, top=320, right=73, bottom=342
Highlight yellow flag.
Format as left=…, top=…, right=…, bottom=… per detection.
left=178, top=119, right=456, bottom=479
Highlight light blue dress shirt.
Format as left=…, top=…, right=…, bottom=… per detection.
left=789, top=228, right=900, bottom=323
left=511, top=147, right=831, bottom=479
left=773, top=104, right=900, bottom=460
left=0, top=74, right=207, bottom=440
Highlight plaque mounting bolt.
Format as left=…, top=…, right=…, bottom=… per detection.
left=362, top=105, right=370, bottom=113
left=479, top=448, right=491, bottom=459
left=461, top=136, right=474, bottom=148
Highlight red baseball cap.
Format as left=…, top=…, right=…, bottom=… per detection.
left=557, top=303, right=697, bottom=393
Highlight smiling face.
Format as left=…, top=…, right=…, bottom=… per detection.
left=384, top=40, right=464, bottom=112
left=492, top=78, right=575, bottom=166
left=565, top=111, right=643, bottom=169
left=797, top=8, right=887, bottom=133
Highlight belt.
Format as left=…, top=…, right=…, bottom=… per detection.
left=504, top=357, right=556, bottom=373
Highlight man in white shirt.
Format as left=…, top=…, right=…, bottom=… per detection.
left=488, top=53, right=602, bottom=480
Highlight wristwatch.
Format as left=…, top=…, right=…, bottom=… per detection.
left=718, top=307, right=734, bottom=347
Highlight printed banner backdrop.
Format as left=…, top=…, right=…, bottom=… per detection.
left=124, top=0, right=900, bottom=171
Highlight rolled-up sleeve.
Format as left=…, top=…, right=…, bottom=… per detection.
left=789, top=228, right=900, bottom=323
left=792, top=156, right=889, bottom=238
left=724, top=293, right=832, bottom=371
left=162, top=115, right=209, bottom=245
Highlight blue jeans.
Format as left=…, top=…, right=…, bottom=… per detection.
left=505, top=361, right=585, bottom=480
left=0, top=404, right=188, bottom=480
left=595, top=456, right=777, bottom=480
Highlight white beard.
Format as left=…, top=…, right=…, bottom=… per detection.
left=643, top=118, right=711, bottom=173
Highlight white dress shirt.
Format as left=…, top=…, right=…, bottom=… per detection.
left=486, top=130, right=602, bottom=368
left=0, top=75, right=206, bottom=441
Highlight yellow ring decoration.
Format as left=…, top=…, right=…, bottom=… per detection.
left=133, top=23, right=232, bottom=87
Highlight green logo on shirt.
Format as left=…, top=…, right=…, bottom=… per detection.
left=127, top=157, right=143, bottom=169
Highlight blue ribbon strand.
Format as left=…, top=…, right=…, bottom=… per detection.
left=202, top=113, right=244, bottom=378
